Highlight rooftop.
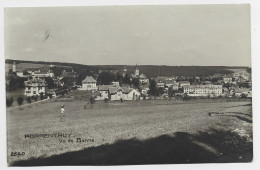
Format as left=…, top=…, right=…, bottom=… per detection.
left=24, top=78, right=46, bottom=86
left=82, top=76, right=97, bottom=83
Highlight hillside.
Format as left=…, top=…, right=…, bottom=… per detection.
left=5, top=59, right=250, bottom=78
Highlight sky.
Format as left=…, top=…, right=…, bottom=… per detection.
left=4, top=5, right=251, bottom=66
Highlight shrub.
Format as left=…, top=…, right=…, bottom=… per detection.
left=241, top=93, right=247, bottom=98
left=34, top=95, right=38, bottom=102
left=26, top=96, right=31, bottom=104
left=48, top=93, right=53, bottom=99
left=40, top=92, right=44, bottom=100
left=90, top=97, right=95, bottom=104
left=6, top=97, right=13, bottom=107
left=17, top=96, right=24, bottom=106
left=183, top=94, right=191, bottom=101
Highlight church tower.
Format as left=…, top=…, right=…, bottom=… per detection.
left=134, top=63, right=139, bottom=77
left=12, top=61, right=16, bottom=73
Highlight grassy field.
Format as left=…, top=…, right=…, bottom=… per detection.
left=6, top=99, right=252, bottom=166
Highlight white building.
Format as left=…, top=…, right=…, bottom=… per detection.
left=93, top=85, right=140, bottom=101
left=179, top=81, right=190, bottom=87
left=24, top=78, right=47, bottom=96
left=156, top=82, right=165, bottom=88
left=183, top=85, right=223, bottom=97
left=109, top=87, right=140, bottom=101
left=81, top=76, right=97, bottom=91
left=31, top=69, right=54, bottom=78
left=93, top=85, right=115, bottom=100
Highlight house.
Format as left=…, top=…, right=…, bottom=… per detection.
left=165, top=80, right=175, bottom=88
left=233, top=88, right=252, bottom=97
left=172, top=83, right=179, bottom=90
left=179, top=81, right=190, bottom=87
left=223, top=76, right=233, bottom=84
left=183, top=85, right=223, bottom=97
left=61, top=69, right=77, bottom=78
left=112, top=81, right=120, bottom=87
left=141, top=85, right=150, bottom=95
left=201, top=81, right=213, bottom=85
left=94, top=85, right=115, bottom=100
left=139, top=73, right=149, bottom=84
left=93, top=85, right=140, bottom=101
left=156, top=82, right=165, bottom=88
left=31, top=69, right=55, bottom=78
left=81, top=76, right=97, bottom=91
left=109, top=87, right=140, bottom=101
left=24, top=78, right=47, bottom=96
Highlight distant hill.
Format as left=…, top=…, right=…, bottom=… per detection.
left=6, top=59, right=249, bottom=78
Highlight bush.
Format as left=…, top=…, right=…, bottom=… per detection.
left=183, top=94, right=191, bottom=101
left=90, top=97, right=95, bottom=104
left=40, top=92, right=44, bottom=100
left=34, top=95, right=38, bottom=102
left=6, top=97, right=14, bottom=107
left=17, top=96, right=24, bottom=106
left=241, top=93, right=247, bottom=98
left=26, top=96, right=31, bottom=104
left=48, top=93, right=53, bottom=99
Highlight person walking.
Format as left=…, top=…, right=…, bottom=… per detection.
left=60, top=105, right=65, bottom=122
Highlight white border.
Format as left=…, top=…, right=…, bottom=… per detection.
left=0, top=1, right=259, bottom=170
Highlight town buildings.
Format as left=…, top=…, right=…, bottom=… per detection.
left=93, top=85, right=140, bottom=101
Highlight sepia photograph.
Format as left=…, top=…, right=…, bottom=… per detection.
left=3, top=4, right=254, bottom=167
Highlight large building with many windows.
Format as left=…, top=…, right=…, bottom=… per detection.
left=183, top=85, right=223, bottom=97
left=24, top=78, right=47, bottom=96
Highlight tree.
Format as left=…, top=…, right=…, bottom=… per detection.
left=26, top=96, right=31, bottom=104
left=48, top=93, right=53, bottom=99
left=34, top=95, right=38, bottom=102
left=156, top=87, right=165, bottom=96
left=132, top=78, right=140, bottom=89
left=61, top=77, right=77, bottom=87
left=148, top=79, right=157, bottom=96
left=168, top=87, right=174, bottom=98
left=122, top=73, right=131, bottom=85
left=97, top=72, right=116, bottom=85
left=240, top=93, right=247, bottom=98
left=17, top=96, right=24, bottom=106
left=6, top=97, right=13, bottom=107
left=45, top=77, right=56, bottom=89
left=90, top=97, right=95, bottom=104
left=183, top=94, right=191, bottom=100
left=116, top=72, right=123, bottom=85
left=40, top=92, right=44, bottom=100
left=7, top=76, right=27, bottom=91
left=90, top=97, right=95, bottom=109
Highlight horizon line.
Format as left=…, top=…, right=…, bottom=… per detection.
left=5, top=59, right=251, bottom=68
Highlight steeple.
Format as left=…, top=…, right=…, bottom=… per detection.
left=134, top=63, right=139, bottom=77
left=12, top=61, right=16, bottom=73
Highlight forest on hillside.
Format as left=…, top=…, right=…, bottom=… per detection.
left=6, top=59, right=250, bottom=78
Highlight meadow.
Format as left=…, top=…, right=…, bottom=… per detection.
left=6, top=99, right=252, bottom=166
